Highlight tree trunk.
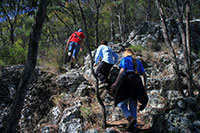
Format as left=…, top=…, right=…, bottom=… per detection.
left=77, top=0, right=107, bottom=129
left=117, top=13, right=124, bottom=43
left=185, top=0, right=193, bottom=96
left=146, top=0, right=152, bottom=21
left=122, top=0, right=127, bottom=42
left=156, top=0, right=184, bottom=96
left=175, top=0, right=193, bottom=96
left=94, top=0, right=101, bottom=47
left=2, top=0, right=48, bottom=132
left=10, top=24, right=14, bottom=45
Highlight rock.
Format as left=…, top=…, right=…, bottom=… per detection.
left=56, top=70, right=85, bottom=93
left=85, top=129, right=99, bottom=133
left=58, top=105, right=83, bottom=133
left=104, top=128, right=119, bottom=133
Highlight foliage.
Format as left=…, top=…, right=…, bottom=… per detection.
left=0, top=40, right=27, bottom=67
left=129, top=45, right=144, bottom=52
left=80, top=106, right=91, bottom=119
left=0, top=59, right=6, bottom=68
left=37, top=46, right=63, bottom=72
left=1, top=0, right=200, bottom=70
left=9, top=39, right=28, bottom=64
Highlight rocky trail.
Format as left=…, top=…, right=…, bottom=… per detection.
left=1, top=20, right=200, bottom=132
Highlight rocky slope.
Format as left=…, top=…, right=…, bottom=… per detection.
left=0, top=20, right=200, bottom=133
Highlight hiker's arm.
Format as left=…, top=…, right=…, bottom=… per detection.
left=111, top=68, right=124, bottom=90
left=94, top=47, right=101, bottom=65
left=65, top=36, right=72, bottom=51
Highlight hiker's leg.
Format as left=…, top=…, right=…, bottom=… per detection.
left=72, top=43, right=80, bottom=63
left=96, top=61, right=106, bottom=83
left=102, top=63, right=113, bottom=83
left=67, top=42, right=75, bottom=63
left=70, top=43, right=80, bottom=68
left=96, top=61, right=112, bottom=83
left=117, top=99, right=132, bottom=119
left=129, top=99, right=137, bottom=127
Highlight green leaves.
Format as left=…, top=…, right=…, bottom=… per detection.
left=0, top=40, right=27, bottom=67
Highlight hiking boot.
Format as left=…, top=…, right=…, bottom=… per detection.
left=126, top=116, right=137, bottom=132
left=70, top=62, right=74, bottom=68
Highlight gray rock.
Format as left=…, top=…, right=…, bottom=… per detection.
left=85, top=129, right=99, bottom=133
left=56, top=70, right=85, bottom=93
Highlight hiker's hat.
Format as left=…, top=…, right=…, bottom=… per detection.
left=78, top=29, right=83, bottom=32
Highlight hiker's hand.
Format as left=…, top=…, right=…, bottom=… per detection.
left=80, top=47, right=83, bottom=52
left=93, top=63, right=97, bottom=67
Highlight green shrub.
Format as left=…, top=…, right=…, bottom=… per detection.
left=129, top=45, right=144, bottom=52
left=9, top=39, right=27, bottom=64
left=0, top=59, right=6, bottom=68
left=0, top=41, right=27, bottom=67
left=0, top=45, right=10, bottom=65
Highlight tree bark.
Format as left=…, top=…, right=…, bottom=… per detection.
left=185, top=0, right=193, bottom=96
left=2, top=0, right=48, bottom=132
left=110, top=12, right=114, bottom=42
left=156, top=0, right=184, bottom=96
left=94, top=0, right=101, bottom=47
left=146, top=0, right=152, bottom=21
left=77, top=0, right=107, bottom=129
left=175, top=0, right=193, bottom=96
left=117, top=14, right=123, bottom=43
left=122, top=0, right=127, bottom=42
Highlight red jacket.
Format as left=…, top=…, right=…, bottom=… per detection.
left=69, top=31, right=85, bottom=45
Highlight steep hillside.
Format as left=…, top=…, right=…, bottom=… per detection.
left=0, top=20, right=200, bottom=133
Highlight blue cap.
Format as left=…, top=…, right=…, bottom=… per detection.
left=78, top=29, right=83, bottom=32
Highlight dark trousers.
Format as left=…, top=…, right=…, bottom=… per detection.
left=96, top=61, right=113, bottom=83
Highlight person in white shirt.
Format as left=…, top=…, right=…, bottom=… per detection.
left=94, top=40, right=118, bottom=87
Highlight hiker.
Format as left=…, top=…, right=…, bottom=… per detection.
left=111, top=48, right=148, bottom=132
left=94, top=40, right=118, bottom=87
left=65, top=29, right=85, bottom=68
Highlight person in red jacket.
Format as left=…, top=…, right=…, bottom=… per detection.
left=65, top=29, right=85, bottom=68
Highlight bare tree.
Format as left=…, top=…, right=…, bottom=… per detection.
left=156, top=0, right=184, bottom=96
left=146, top=0, right=152, bottom=21
left=0, top=1, right=21, bottom=45
left=122, top=0, right=127, bottom=42
left=2, top=0, right=48, bottom=132
left=110, top=12, right=115, bottom=42
left=174, top=0, right=193, bottom=96
left=76, top=0, right=107, bottom=128
left=185, top=0, right=193, bottom=95
left=94, top=0, right=101, bottom=47
left=117, top=13, right=123, bottom=43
